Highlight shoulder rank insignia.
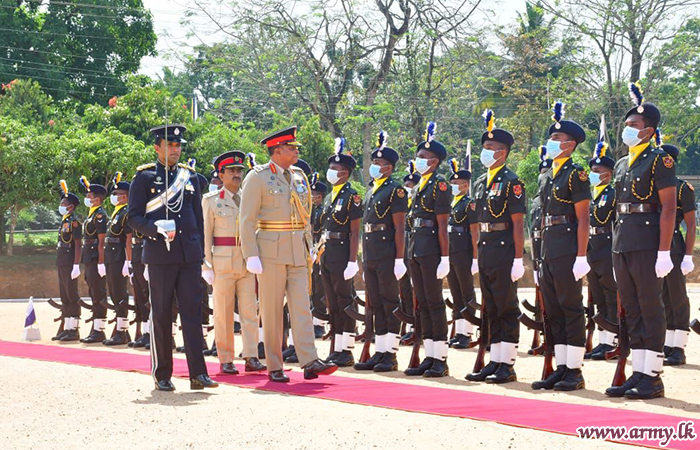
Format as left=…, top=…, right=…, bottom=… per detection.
left=513, top=184, right=522, bottom=198
left=663, top=155, right=674, bottom=169
left=578, top=170, right=588, bottom=182
left=397, top=188, right=406, bottom=199
left=438, top=181, right=448, bottom=192
left=136, top=163, right=156, bottom=172
left=687, top=182, right=694, bottom=192
left=353, top=194, right=362, bottom=206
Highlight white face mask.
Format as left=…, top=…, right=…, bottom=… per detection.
left=415, top=158, right=431, bottom=175
left=326, top=169, right=341, bottom=185
left=208, top=184, right=219, bottom=193
left=84, top=197, right=94, bottom=208
left=369, top=164, right=384, bottom=180
left=480, top=149, right=498, bottom=168
left=621, top=126, right=643, bottom=148
left=110, top=194, right=120, bottom=206
left=58, top=205, right=68, bottom=216
left=589, top=172, right=604, bottom=187
left=451, top=184, right=462, bottom=196
left=546, top=139, right=564, bottom=160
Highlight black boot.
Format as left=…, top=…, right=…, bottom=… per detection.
left=314, top=325, right=325, bottom=339
left=333, top=350, right=355, bottom=367
left=59, top=329, right=80, bottom=342
left=624, top=375, right=665, bottom=399
left=373, top=353, right=398, bottom=372
left=450, top=334, right=472, bottom=350
left=404, top=357, right=434, bottom=376
left=485, top=363, right=516, bottom=384
left=663, top=347, right=686, bottom=366
left=52, top=330, right=67, bottom=341
left=324, top=351, right=341, bottom=364
left=129, top=333, right=150, bottom=348
left=424, top=358, right=449, bottom=378
left=81, top=329, right=106, bottom=344
left=465, top=361, right=499, bottom=382
left=284, top=349, right=299, bottom=363
left=257, top=341, right=266, bottom=359
left=591, top=344, right=615, bottom=361
left=531, top=365, right=567, bottom=390
left=605, top=371, right=643, bottom=397
left=353, top=352, right=385, bottom=371
left=553, top=368, right=585, bottom=391
left=585, top=343, right=604, bottom=360
left=282, top=345, right=296, bottom=360
left=399, top=331, right=414, bottom=346
left=103, top=330, right=131, bottom=346
left=663, top=345, right=673, bottom=358
left=234, top=322, right=241, bottom=333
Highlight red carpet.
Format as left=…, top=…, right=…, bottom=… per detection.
left=0, top=340, right=697, bottom=449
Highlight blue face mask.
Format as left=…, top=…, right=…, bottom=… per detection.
left=621, top=126, right=642, bottom=148
left=58, top=205, right=68, bottom=216
left=369, top=164, right=384, bottom=180
left=208, top=184, right=219, bottom=193
left=451, top=184, right=462, bottom=196
left=589, top=172, right=603, bottom=187
left=415, top=158, right=431, bottom=175
left=480, top=149, right=497, bottom=168
left=546, top=139, right=564, bottom=160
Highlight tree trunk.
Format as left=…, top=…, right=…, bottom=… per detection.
left=0, top=211, right=5, bottom=254
left=7, top=205, right=18, bottom=257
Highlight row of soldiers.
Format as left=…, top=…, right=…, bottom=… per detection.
left=51, top=81, right=697, bottom=398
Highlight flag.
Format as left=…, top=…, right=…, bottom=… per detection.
left=24, top=297, right=36, bottom=328
left=465, top=139, right=472, bottom=172
left=192, top=95, right=199, bottom=121
left=598, top=114, right=606, bottom=143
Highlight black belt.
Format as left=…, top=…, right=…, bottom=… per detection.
left=412, top=218, right=436, bottom=228
left=479, top=222, right=510, bottom=233
left=57, top=242, right=72, bottom=248
left=83, top=238, right=98, bottom=245
left=132, top=238, right=144, bottom=245
left=448, top=225, right=467, bottom=233
left=105, top=237, right=125, bottom=244
left=322, top=231, right=348, bottom=240
left=617, top=203, right=658, bottom=214
left=590, top=226, right=612, bottom=236
left=532, top=229, right=542, bottom=239
left=544, top=215, right=575, bottom=227
left=364, top=223, right=390, bottom=233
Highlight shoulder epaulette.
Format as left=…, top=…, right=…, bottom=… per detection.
left=203, top=190, right=218, bottom=199
left=136, top=163, right=156, bottom=172
left=178, top=163, right=195, bottom=172
left=253, top=164, right=268, bottom=173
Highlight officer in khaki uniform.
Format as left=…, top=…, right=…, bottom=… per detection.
left=240, top=126, right=338, bottom=382
left=202, top=151, right=266, bottom=374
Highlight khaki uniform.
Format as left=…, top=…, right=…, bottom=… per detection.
left=203, top=187, right=258, bottom=363
left=240, top=161, right=318, bottom=371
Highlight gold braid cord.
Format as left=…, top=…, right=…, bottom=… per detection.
left=632, top=155, right=659, bottom=201
left=488, top=181, right=511, bottom=218
left=420, top=182, right=438, bottom=213
left=374, top=187, right=396, bottom=219
left=552, top=170, right=574, bottom=204
left=593, top=194, right=616, bottom=224
left=452, top=198, right=469, bottom=224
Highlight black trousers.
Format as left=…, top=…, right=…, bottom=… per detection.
left=540, top=254, right=586, bottom=347
left=399, top=266, right=414, bottom=317
left=662, top=253, right=690, bottom=331
left=311, top=262, right=327, bottom=313
left=478, top=261, right=520, bottom=344
left=364, top=256, right=401, bottom=335
left=321, top=265, right=355, bottom=334
left=587, top=256, right=618, bottom=328
left=613, top=250, right=666, bottom=352
left=131, top=260, right=150, bottom=323
left=106, top=261, right=129, bottom=318
left=84, top=260, right=107, bottom=319
left=200, top=279, right=211, bottom=325
left=447, top=255, right=476, bottom=321
left=57, top=264, right=80, bottom=317
left=149, top=262, right=207, bottom=381
left=409, top=255, right=448, bottom=341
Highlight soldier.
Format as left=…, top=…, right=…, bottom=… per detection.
left=530, top=151, right=551, bottom=291
left=605, top=83, right=676, bottom=400
left=202, top=150, right=266, bottom=374
left=404, top=122, right=452, bottom=378
left=103, top=173, right=133, bottom=346
left=660, top=143, right=695, bottom=366
left=309, top=173, right=328, bottom=339
left=128, top=226, right=150, bottom=348
left=585, top=134, right=618, bottom=360
left=446, top=157, right=478, bottom=349
left=240, top=126, right=338, bottom=382
left=466, top=110, right=525, bottom=384
left=354, top=131, right=408, bottom=372
left=320, top=137, right=363, bottom=367
left=128, top=124, right=217, bottom=391
left=399, top=163, right=420, bottom=343
left=78, top=177, right=108, bottom=344
left=54, top=180, right=82, bottom=342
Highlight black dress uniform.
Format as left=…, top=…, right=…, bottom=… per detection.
left=129, top=229, right=150, bottom=348
left=55, top=189, right=82, bottom=341
left=103, top=200, right=132, bottom=345
left=81, top=192, right=108, bottom=334
left=398, top=171, right=420, bottom=337
left=310, top=177, right=328, bottom=320
left=128, top=124, right=214, bottom=390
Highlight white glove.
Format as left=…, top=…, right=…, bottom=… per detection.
left=471, top=259, right=479, bottom=275
left=143, top=264, right=149, bottom=282
left=343, top=261, right=359, bottom=280
left=533, top=270, right=539, bottom=286
left=97, top=263, right=106, bottom=278
left=572, top=256, right=591, bottom=281
left=436, top=256, right=450, bottom=279
left=394, top=259, right=407, bottom=280
left=202, top=269, right=215, bottom=285
left=681, top=255, right=694, bottom=275
left=155, top=219, right=176, bottom=241
left=246, top=256, right=263, bottom=274
left=511, top=258, right=525, bottom=282
left=655, top=250, right=673, bottom=279
left=71, top=264, right=80, bottom=280
left=121, top=260, right=131, bottom=278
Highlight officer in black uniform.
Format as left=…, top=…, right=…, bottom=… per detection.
left=404, top=122, right=452, bottom=378
left=54, top=180, right=83, bottom=342
left=78, top=178, right=108, bottom=344
left=128, top=226, right=150, bottom=348
left=399, top=163, right=420, bottom=343
left=605, top=84, right=676, bottom=400
left=466, top=110, right=525, bottom=384
left=354, top=131, right=408, bottom=372
left=530, top=151, right=551, bottom=290
left=585, top=139, right=618, bottom=360
left=320, top=138, right=363, bottom=367
left=103, top=175, right=133, bottom=346
left=660, top=143, right=695, bottom=366
left=128, top=124, right=217, bottom=392
left=446, top=158, right=478, bottom=349
left=310, top=172, right=328, bottom=338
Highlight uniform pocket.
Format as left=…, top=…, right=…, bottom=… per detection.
left=257, top=232, right=279, bottom=259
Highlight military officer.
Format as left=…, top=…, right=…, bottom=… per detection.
left=320, top=137, right=363, bottom=367
left=128, top=226, right=151, bottom=348
left=446, top=158, right=478, bottom=349
left=660, top=143, right=695, bottom=366
left=404, top=122, right=452, bottom=378
left=354, top=131, right=408, bottom=372
left=605, top=83, right=676, bottom=400
left=310, top=173, right=328, bottom=339
left=78, top=177, right=108, bottom=344
left=54, top=180, right=82, bottom=342
left=202, top=150, right=266, bottom=374
left=240, top=126, right=338, bottom=382
left=399, top=163, right=420, bottom=343
left=103, top=173, right=133, bottom=346
left=466, top=110, right=525, bottom=384
left=530, top=150, right=552, bottom=289
left=128, top=124, right=217, bottom=391
left=585, top=137, right=618, bottom=360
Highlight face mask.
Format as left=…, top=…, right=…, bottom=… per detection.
left=369, top=164, right=384, bottom=180
left=451, top=184, right=462, bottom=196
left=84, top=197, right=94, bottom=208
left=589, top=172, right=603, bottom=187
left=546, top=140, right=564, bottom=160
left=110, top=194, right=120, bottom=206
left=58, top=205, right=68, bottom=216
left=326, top=169, right=341, bottom=185
left=414, top=158, right=431, bottom=175
left=621, top=126, right=643, bottom=148
left=208, top=184, right=219, bottom=193
left=480, top=149, right=497, bottom=168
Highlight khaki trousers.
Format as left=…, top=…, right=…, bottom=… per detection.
left=213, top=270, right=258, bottom=363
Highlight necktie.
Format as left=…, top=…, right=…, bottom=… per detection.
left=284, top=169, right=292, bottom=184
left=232, top=193, right=240, bottom=207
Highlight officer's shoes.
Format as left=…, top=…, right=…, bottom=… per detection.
left=553, top=368, right=585, bottom=391
left=303, top=359, right=339, bottom=379
left=257, top=342, right=266, bottom=359
left=282, top=345, right=296, bottom=360
left=103, top=330, right=130, bottom=346
left=333, top=350, right=355, bottom=367
left=314, top=325, right=325, bottom=339
left=220, top=362, right=239, bottom=375
left=423, top=359, right=449, bottom=378
left=465, top=361, right=499, bottom=382
left=485, top=363, right=516, bottom=384
left=623, top=375, right=664, bottom=400
left=324, top=351, right=341, bottom=364
left=59, top=329, right=80, bottom=342
left=176, top=345, right=186, bottom=353
left=190, top=374, right=219, bottom=390
left=52, top=330, right=67, bottom=341
left=155, top=379, right=175, bottom=391
left=404, top=357, right=434, bottom=376
left=591, top=344, right=615, bottom=361
left=268, top=370, right=290, bottom=382
left=584, top=343, right=604, bottom=360
left=450, top=334, right=472, bottom=350
left=663, top=348, right=686, bottom=366
left=129, top=333, right=150, bottom=348
left=531, top=365, right=567, bottom=390
left=374, top=353, right=398, bottom=372
left=284, top=351, right=299, bottom=364
left=605, top=371, right=643, bottom=397
left=80, top=329, right=106, bottom=344
left=353, top=352, right=385, bottom=371
left=244, top=357, right=267, bottom=372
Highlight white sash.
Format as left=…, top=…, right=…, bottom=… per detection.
left=145, top=168, right=190, bottom=214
